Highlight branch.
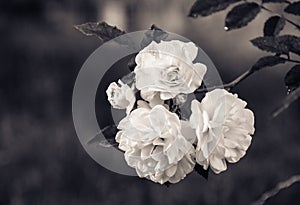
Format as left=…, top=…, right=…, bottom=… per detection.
left=195, top=57, right=300, bottom=93
left=195, top=68, right=254, bottom=93
left=251, top=175, right=300, bottom=205
left=271, top=86, right=300, bottom=118
left=86, top=125, right=119, bottom=148
left=241, top=0, right=300, bottom=30
left=260, top=5, right=300, bottom=30
left=283, top=58, right=300, bottom=64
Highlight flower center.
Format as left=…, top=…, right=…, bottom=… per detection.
left=161, top=66, right=182, bottom=86
left=167, top=70, right=179, bottom=81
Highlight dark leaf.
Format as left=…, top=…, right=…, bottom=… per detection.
left=263, top=16, right=285, bottom=36
left=150, top=24, right=163, bottom=31
left=188, top=0, right=241, bottom=17
left=272, top=87, right=300, bottom=118
left=127, top=56, right=137, bottom=72
left=194, top=164, right=209, bottom=180
left=97, top=139, right=119, bottom=148
left=251, top=56, right=286, bottom=72
left=87, top=125, right=119, bottom=148
left=74, top=21, right=125, bottom=42
left=121, top=72, right=136, bottom=84
left=250, top=35, right=300, bottom=55
left=279, top=35, right=300, bottom=56
left=101, top=124, right=118, bottom=138
left=140, top=25, right=168, bottom=48
left=285, top=65, right=300, bottom=93
left=225, top=2, right=261, bottom=30
left=251, top=36, right=289, bottom=54
left=262, top=0, right=289, bottom=3
left=284, top=1, right=300, bottom=16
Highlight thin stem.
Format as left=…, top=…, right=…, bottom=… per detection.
left=285, top=18, right=300, bottom=30
left=195, top=69, right=253, bottom=93
left=252, top=175, right=300, bottom=205
left=272, top=86, right=300, bottom=118
left=282, top=57, right=300, bottom=64
left=194, top=1, right=300, bottom=94
left=222, top=69, right=253, bottom=89
left=260, top=5, right=300, bottom=30
left=195, top=85, right=226, bottom=93
left=242, top=0, right=299, bottom=29
left=194, top=57, right=300, bottom=93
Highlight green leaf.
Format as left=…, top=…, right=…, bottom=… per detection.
left=225, top=2, right=261, bottom=30
left=284, top=1, right=300, bottom=16
left=188, top=0, right=241, bottom=17
left=251, top=56, right=286, bottom=72
left=285, top=65, right=300, bottom=93
left=194, top=164, right=209, bottom=180
left=74, top=21, right=125, bottom=42
left=263, top=16, right=285, bottom=36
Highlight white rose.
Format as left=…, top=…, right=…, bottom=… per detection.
left=134, top=40, right=207, bottom=100
left=190, top=89, right=255, bottom=174
left=140, top=89, right=164, bottom=108
left=106, top=80, right=136, bottom=114
left=181, top=120, right=197, bottom=144
left=116, top=105, right=195, bottom=184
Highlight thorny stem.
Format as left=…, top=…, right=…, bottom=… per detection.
left=195, top=57, right=300, bottom=93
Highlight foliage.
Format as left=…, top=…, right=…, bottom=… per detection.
left=284, top=1, right=300, bottom=16
left=263, top=16, right=285, bottom=36
left=285, top=65, right=300, bottom=92
left=251, top=56, right=286, bottom=72
left=188, top=0, right=300, bottom=117
left=74, top=22, right=125, bottom=42
left=225, top=2, right=261, bottom=30
left=188, top=0, right=241, bottom=17
left=75, top=0, right=300, bottom=182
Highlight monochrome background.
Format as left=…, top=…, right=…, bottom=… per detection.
left=1, top=0, right=300, bottom=204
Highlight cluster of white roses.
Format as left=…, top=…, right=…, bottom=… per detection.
left=106, top=40, right=255, bottom=184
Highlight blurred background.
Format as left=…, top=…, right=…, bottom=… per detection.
left=1, top=0, right=300, bottom=204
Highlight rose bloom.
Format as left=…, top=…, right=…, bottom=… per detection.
left=134, top=40, right=207, bottom=100
left=116, top=104, right=195, bottom=184
left=189, top=89, right=255, bottom=174
left=106, top=80, right=135, bottom=114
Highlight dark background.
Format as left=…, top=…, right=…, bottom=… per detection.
left=1, top=0, right=300, bottom=204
